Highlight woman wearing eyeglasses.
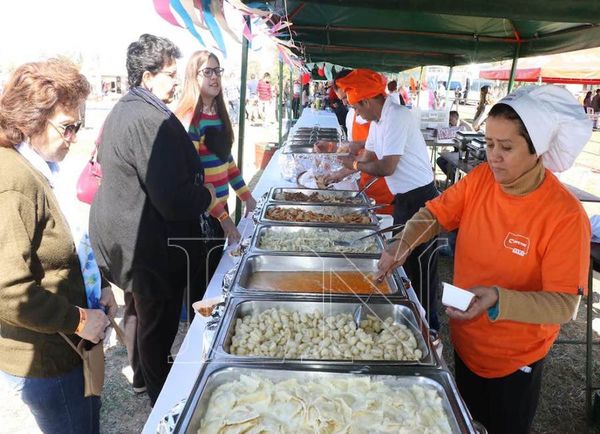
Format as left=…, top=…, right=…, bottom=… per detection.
left=89, top=35, right=217, bottom=406
left=0, top=59, right=115, bottom=434
left=175, top=50, right=256, bottom=308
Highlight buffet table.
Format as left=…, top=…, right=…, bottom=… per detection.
left=143, top=146, right=428, bottom=432
left=142, top=150, right=292, bottom=433
left=143, top=110, right=449, bottom=433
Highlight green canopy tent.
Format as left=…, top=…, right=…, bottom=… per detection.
left=272, top=1, right=600, bottom=70
left=243, top=0, right=600, bottom=423
left=251, top=0, right=600, bottom=92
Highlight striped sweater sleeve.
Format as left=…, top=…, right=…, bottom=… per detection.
left=226, top=156, right=251, bottom=201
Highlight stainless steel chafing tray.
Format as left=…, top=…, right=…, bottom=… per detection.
left=259, top=203, right=378, bottom=227
left=174, top=363, right=479, bottom=434
left=267, top=187, right=369, bottom=206
left=282, top=144, right=348, bottom=154
left=281, top=144, right=319, bottom=154
left=467, top=137, right=487, bottom=160
left=295, top=127, right=340, bottom=134
left=291, top=131, right=340, bottom=138
left=250, top=224, right=383, bottom=256
left=209, top=296, right=435, bottom=366
left=231, top=254, right=404, bottom=297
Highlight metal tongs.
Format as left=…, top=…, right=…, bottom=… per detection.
left=353, top=290, right=378, bottom=328
left=353, top=176, right=380, bottom=198
left=333, top=223, right=404, bottom=247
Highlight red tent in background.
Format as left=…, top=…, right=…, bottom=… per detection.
left=479, top=48, right=600, bottom=85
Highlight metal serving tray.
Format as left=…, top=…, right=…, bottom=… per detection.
left=259, top=203, right=378, bottom=227
left=467, top=138, right=487, bottom=160
left=268, top=187, right=369, bottom=206
left=291, top=131, right=340, bottom=138
left=174, top=363, right=478, bottom=434
left=209, top=296, right=435, bottom=366
left=232, top=254, right=404, bottom=297
left=250, top=224, right=383, bottom=256
left=295, top=127, right=340, bottom=134
left=281, top=144, right=319, bottom=154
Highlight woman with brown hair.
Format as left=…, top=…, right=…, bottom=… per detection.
left=0, top=58, right=116, bottom=433
left=175, top=50, right=256, bottom=306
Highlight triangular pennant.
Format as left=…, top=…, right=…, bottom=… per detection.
left=242, top=19, right=254, bottom=43
left=211, top=0, right=241, bottom=44
left=171, top=0, right=207, bottom=46
left=201, top=0, right=226, bottom=55
left=153, top=0, right=183, bottom=28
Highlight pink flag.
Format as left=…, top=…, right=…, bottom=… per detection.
left=153, top=0, right=183, bottom=28
left=242, top=20, right=254, bottom=42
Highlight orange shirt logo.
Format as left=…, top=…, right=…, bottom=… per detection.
left=504, top=232, right=530, bottom=256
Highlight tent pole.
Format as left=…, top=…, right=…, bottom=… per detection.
left=416, top=66, right=424, bottom=108
left=289, top=68, right=294, bottom=121
left=507, top=43, right=521, bottom=94
left=445, top=66, right=453, bottom=109
left=235, top=16, right=250, bottom=224
left=278, top=60, right=284, bottom=145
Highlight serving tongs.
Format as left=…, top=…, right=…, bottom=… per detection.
left=353, top=291, right=376, bottom=328
left=353, top=176, right=380, bottom=198
left=333, top=222, right=404, bottom=247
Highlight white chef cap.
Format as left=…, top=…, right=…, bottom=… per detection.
left=496, top=85, right=592, bottom=172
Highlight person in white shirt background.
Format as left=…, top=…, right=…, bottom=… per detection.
left=337, top=69, right=441, bottom=330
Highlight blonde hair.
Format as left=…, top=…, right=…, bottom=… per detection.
left=175, top=51, right=233, bottom=147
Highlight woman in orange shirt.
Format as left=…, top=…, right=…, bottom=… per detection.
left=375, top=85, right=592, bottom=434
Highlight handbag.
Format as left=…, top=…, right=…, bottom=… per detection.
left=60, top=317, right=126, bottom=397
left=76, top=133, right=103, bottom=205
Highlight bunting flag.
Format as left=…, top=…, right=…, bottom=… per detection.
left=154, top=0, right=206, bottom=46
left=210, top=0, right=241, bottom=44
left=227, top=0, right=271, bottom=17
left=153, top=0, right=182, bottom=27
left=152, top=0, right=303, bottom=68
left=324, top=63, right=333, bottom=81
left=242, top=19, right=254, bottom=42
left=200, top=0, right=227, bottom=55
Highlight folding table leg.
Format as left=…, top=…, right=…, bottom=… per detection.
left=586, top=260, right=593, bottom=422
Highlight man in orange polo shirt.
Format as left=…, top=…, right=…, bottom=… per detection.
left=375, top=85, right=592, bottom=433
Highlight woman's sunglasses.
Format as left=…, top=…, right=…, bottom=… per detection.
left=48, top=120, right=82, bottom=140
left=199, top=67, right=224, bottom=78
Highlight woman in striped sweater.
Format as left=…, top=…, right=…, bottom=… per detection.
left=176, top=51, right=256, bottom=297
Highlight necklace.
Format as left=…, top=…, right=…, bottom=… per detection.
left=202, top=100, right=216, bottom=114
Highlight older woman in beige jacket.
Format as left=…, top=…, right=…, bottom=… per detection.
left=0, top=59, right=115, bottom=434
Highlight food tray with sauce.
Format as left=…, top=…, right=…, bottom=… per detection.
left=250, top=224, right=383, bottom=256
left=210, top=296, right=435, bottom=366
left=267, top=187, right=370, bottom=206
left=259, top=203, right=378, bottom=227
left=232, top=254, right=404, bottom=297
left=174, top=363, right=479, bottom=434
